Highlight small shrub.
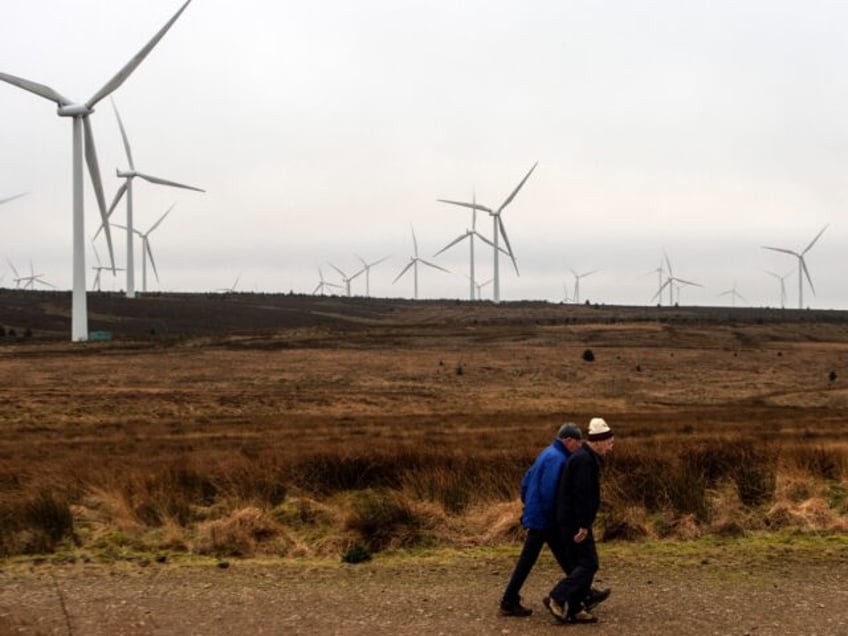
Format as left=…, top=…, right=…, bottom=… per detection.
left=342, top=543, right=372, bottom=564
left=24, top=490, right=75, bottom=554
left=344, top=489, right=425, bottom=552
left=582, top=349, right=595, bottom=362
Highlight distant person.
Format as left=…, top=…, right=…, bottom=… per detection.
left=499, top=423, right=586, bottom=617
left=544, top=417, right=616, bottom=624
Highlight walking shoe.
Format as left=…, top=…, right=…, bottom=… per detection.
left=499, top=598, right=532, bottom=617
left=584, top=586, right=611, bottom=611
left=542, top=596, right=568, bottom=624
left=566, top=609, right=599, bottom=624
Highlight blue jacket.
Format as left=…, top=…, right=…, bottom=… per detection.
left=520, top=438, right=572, bottom=530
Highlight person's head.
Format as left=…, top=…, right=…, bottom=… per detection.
left=586, top=417, right=615, bottom=455
left=557, top=422, right=583, bottom=452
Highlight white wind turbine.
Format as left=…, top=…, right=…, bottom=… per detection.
left=99, top=99, right=204, bottom=299
left=438, top=162, right=537, bottom=302
left=570, top=268, right=598, bottom=305
left=313, top=267, right=343, bottom=296
left=434, top=195, right=504, bottom=301
left=6, top=260, right=26, bottom=289
left=355, top=254, right=390, bottom=297
left=328, top=262, right=365, bottom=297
left=0, top=0, right=193, bottom=341
left=216, top=275, right=241, bottom=293
left=91, top=241, right=124, bottom=291
left=113, top=204, right=174, bottom=293
left=762, top=224, right=828, bottom=310
left=652, top=251, right=701, bottom=306
left=393, top=226, right=450, bottom=300
left=718, top=281, right=748, bottom=307
left=765, top=270, right=792, bottom=309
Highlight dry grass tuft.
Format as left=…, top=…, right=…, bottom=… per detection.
left=197, top=507, right=285, bottom=557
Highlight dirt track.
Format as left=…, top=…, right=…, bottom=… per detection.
left=3, top=547, right=848, bottom=636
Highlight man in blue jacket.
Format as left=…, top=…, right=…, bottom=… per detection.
left=499, top=422, right=584, bottom=617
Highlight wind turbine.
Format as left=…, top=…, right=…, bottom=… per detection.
left=393, top=226, right=449, bottom=300
left=328, top=262, right=365, bottom=297
left=99, top=99, right=204, bottom=299
left=434, top=194, right=504, bottom=301
left=438, top=162, right=537, bottom=302
left=11, top=260, right=54, bottom=290
left=570, top=268, right=598, bottom=305
left=718, top=281, right=748, bottom=307
left=216, top=274, right=240, bottom=293
left=765, top=270, right=791, bottom=309
left=0, top=193, right=28, bottom=206
left=313, top=267, right=343, bottom=296
left=652, top=252, right=702, bottom=306
left=762, top=225, right=828, bottom=310
left=91, top=241, right=124, bottom=291
left=113, top=204, right=174, bottom=293
left=355, top=254, right=390, bottom=297
left=6, top=260, right=24, bottom=289
left=0, top=0, right=193, bottom=341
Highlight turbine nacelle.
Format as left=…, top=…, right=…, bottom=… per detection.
left=57, top=103, right=93, bottom=117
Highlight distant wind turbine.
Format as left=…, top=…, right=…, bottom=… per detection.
left=91, top=241, right=124, bottom=291
left=10, top=259, right=54, bottom=290
left=393, top=225, right=449, bottom=300
left=570, top=268, right=598, bottom=305
left=718, top=281, right=748, bottom=307
left=0, top=0, right=194, bottom=340
left=328, top=262, right=365, bottom=297
left=434, top=194, right=504, bottom=301
left=438, top=162, right=537, bottom=302
left=216, top=275, right=240, bottom=293
left=765, top=270, right=792, bottom=309
left=98, top=99, right=204, bottom=299
left=313, top=267, right=343, bottom=296
left=762, top=224, right=828, bottom=310
left=113, top=204, right=175, bottom=293
left=652, top=252, right=702, bottom=306
left=355, top=254, right=390, bottom=297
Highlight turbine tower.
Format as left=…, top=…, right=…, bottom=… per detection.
left=103, top=99, right=204, bottom=298
left=0, top=0, right=194, bottom=341
left=393, top=225, right=449, bottom=300
left=113, top=204, right=175, bottom=293
left=438, top=162, right=537, bottom=302
left=762, top=225, right=828, bottom=310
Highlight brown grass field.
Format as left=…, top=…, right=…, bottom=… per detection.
left=1, top=290, right=848, bottom=633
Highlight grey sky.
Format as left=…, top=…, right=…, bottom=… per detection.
left=1, top=1, right=845, bottom=307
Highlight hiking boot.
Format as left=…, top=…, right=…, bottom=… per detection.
left=499, top=598, right=532, bottom=617
left=567, top=609, right=599, bottom=624
left=542, top=596, right=567, bottom=624
left=584, top=586, right=611, bottom=611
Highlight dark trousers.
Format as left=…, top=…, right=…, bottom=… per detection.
left=501, top=526, right=569, bottom=606
left=549, top=527, right=599, bottom=614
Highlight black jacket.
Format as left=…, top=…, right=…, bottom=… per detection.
left=555, top=443, right=602, bottom=531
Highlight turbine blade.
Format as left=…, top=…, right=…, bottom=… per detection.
left=147, top=204, right=176, bottom=234
left=0, top=192, right=28, bottom=206
left=94, top=181, right=129, bottom=239
left=433, top=233, right=469, bottom=257
left=327, top=262, right=346, bottom=278
left=135, top=171, right=205, bottom=191
left=802, top=224, right=828, bottom=254
left=83, top=116, right=115, bottom=270
left=0, top=72, right=71, bottom=105
left=800, top=258, right=815, bottom=294
left=498, top=161, right=538, bottom=212
left=497, top=215, right=515, bottom=258
left=86, top=0, right=193, bottom=108
left=111, top=98, right=135, bottom=170
left=761, top=246, right=798, bottom=257
left=420, top=259, right=450, bottom=273
left=146, top=240, right=160, bottom=283
left=411, top=226, right=419, bottom=257
left=437, top=199, right=493, bottom=214
left=393, top=261, right=414, bottom=283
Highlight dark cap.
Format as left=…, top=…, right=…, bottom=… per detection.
left=557, top=423, right=583, bottom=440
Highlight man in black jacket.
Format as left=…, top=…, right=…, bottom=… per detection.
left=544, top=417, right=615, bottom=624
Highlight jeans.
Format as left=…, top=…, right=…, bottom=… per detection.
left=501, top=526, right=569, bottom=606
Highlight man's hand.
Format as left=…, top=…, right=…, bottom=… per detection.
left=574, top=527, right=589, bottom=543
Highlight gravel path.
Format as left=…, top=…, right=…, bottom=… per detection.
left=2, top=548, right=847, bottom=635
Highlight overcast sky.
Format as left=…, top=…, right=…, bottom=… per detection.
left=1, top=0, right=845, bottom=308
